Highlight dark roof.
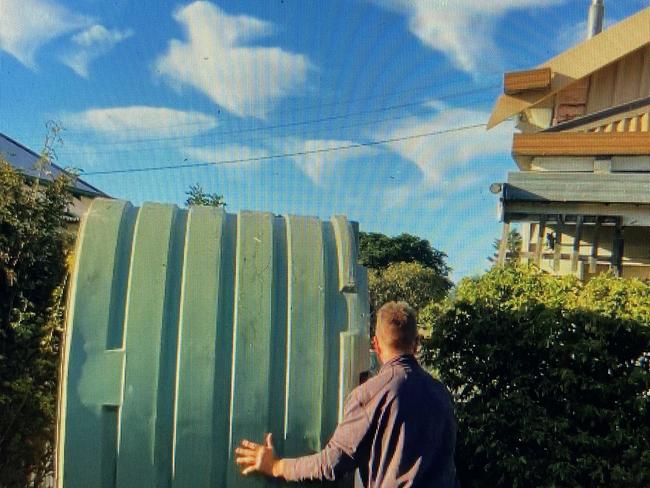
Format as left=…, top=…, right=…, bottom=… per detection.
left=0, top=132, right=108, bottom=198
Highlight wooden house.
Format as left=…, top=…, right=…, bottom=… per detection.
left=489, top=6, right=650, bottom=279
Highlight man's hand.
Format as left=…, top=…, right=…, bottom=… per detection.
left=235, top=433, right=285, bottom=478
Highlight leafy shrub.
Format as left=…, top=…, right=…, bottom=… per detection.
left=0, top=158, right=73, bottom=486
left=421, top=265, right=650, bottom=487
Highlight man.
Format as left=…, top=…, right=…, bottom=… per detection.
left=234, top=301, right=458, bottom=487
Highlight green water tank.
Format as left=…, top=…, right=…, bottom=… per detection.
left=57, top=199, right=370, bottom=488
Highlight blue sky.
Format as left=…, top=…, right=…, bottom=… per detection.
left=1, top=0, right=648, bottom=279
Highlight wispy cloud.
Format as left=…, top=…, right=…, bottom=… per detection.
left=278, top=138, right=377, bottom=186
left=66, top=106, right=217, bottom=139
left=61, top=24, right=133, bottom=77
left=383, top=104, right=512, bottom=186
left=0, top=0, right=91, bottom=68
left=372, top=0, right=563, bottom=74
left=376, top=102, right=513, bottom=208
left=182, top=138, right=376, bottom=183
left=155, top=1, right=311, bottom=118
left=382, top=183, right=415, bottom=210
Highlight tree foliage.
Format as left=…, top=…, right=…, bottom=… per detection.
left=369, top=262, right=451, bottom=320
left=185, top=183, right=226, bottom=207
left=0, top=156, right=73, bottom=486
left=420, top=266, right=650, bottom=487
left=488, top=228, right=522, bottom=264
left=359, top=232, right=451, bottom=276
left=359, top=232, right=452, bottom=319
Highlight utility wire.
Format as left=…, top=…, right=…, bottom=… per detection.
left=82, top=122, right=487, bottom=176
left=63, top=74, right=502, bottom=135
left=66, top=85, right=497, bottom=146
left=58, top=91, right=496, bottom=157
left=62, top=85, right=498, bottom=148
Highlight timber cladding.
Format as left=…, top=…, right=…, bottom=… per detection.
left=488, top=7, right=650, bottom=129
left=512, top=132, right=650, bottom=157
left=503, top=68, right=552, bottom=95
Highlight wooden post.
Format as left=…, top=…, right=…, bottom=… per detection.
left=535, top=219, right=546, bottom=266
left=521, top=224, right=531, bottom=265
left=589, top=216, right=602, bottom=274
left=571, top=216, right=584, bottom=274
left=497, top=222, right=510, bottom=267
left=611, top=219, right=624, bottom=277
left=553, top=219, right=563, bottom=273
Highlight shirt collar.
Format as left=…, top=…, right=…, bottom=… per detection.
left=379, top=353, right=417, bottom=372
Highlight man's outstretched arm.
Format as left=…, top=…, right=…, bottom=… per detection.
left=234, top=390, right=370, bottom=481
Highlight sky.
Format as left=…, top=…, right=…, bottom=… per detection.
left=1, top=0, right=649, bottom=279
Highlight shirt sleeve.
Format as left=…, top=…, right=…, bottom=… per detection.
left=282, top=389, right=371, bottom=482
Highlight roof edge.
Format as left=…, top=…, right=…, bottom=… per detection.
left=0, top=132, right=110, bottom=198
left=488, top=6, right=650, bottom=129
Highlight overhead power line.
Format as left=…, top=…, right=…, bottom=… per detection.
left=82, top=122, right=487, bottom=176
left=63, top=74, right=502, bottom=136
left=58, top=92, right=495, bottom=157
left=62, top=85, right=498, bottom=148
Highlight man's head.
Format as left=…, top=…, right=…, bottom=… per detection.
left=373, top=301, right=418, bottom=363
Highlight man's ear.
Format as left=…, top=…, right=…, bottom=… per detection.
left=373, top=335, right=382, bottom=358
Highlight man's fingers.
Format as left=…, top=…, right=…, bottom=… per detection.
left=242, top=466, right=256, bottom=476
left=235, top=447, right=257, bottom=456
left=235, top=456, right=256, bottom=466
left=241, top=439, right=259, bottom=449
left=265, top=432, right=273, bottom=449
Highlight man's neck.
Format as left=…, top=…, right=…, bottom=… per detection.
left=380, top=351, right=414, bottom=365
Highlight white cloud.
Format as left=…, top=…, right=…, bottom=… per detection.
left=71, top=24, right=130, bottom=47
left=67, top=106, right=217, bottom=140
left=185, top=137, right=376, bottom=183
left=376, top=102, right=513, bottom=207
left=183, top=144, right=269, bottom=168
left=382, top=183, right=415, bottom=209
left=279, top=138, right=376, bottom=185
left=61, top=24, right=133, bottom=77
left=441, top=171, right=483, bottom=193
left=372, top=0, right=563, bottom=73
left=0, top=0, right=91, bottom=68
left=383, top=104, right=512, bottom=186
left=155, top=1, right=311, bottom=118
left=418, top=172, right=484, bottom=209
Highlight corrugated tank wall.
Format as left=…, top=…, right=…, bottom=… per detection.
left=57, top=198, right=370, bottom=488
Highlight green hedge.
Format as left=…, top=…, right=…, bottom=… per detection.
left=420, top=266, right=650, bottom=487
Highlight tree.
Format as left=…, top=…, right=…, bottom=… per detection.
left=359, top=232, right=452, bottom=320
left=368, top=262, right=451, bottom=319
left=359, top=232, right=451, bottom=276
left=359, top=232, right=452, bottom=322
left=185, top=183, right=226, bottom=207
left=488, top=228, right=522, bottom=264
left=420, top=266, right=650, bottom=487
left=0, top=146, right=73, bottom=486
left=359, top=232, right=452, bottom=333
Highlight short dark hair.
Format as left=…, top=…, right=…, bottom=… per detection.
left=376, top=301, right=418, bottom=352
